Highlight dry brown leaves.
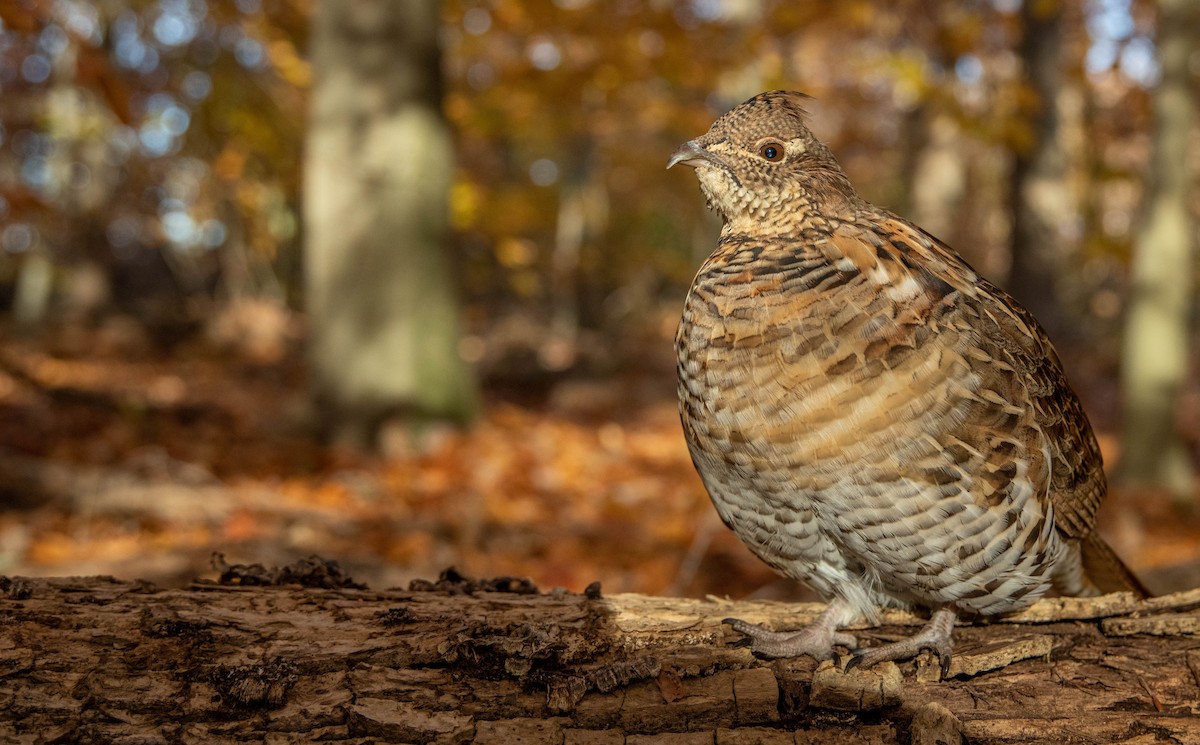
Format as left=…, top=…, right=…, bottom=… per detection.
left=0, top=327, right=1195, bottom=597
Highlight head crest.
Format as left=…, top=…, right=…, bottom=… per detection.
left=741, top=90, right=813, bottom=118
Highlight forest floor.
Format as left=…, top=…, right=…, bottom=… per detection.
left=1, top=315, right=1198, bottom=600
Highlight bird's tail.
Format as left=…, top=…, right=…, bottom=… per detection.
left=1081, top=533, right=1151, bottom=598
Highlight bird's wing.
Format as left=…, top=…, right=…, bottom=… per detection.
left=825, top=215, right=1105, bottom=540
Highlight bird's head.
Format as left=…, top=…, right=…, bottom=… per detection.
left=668, top=91, right=859, bottom=233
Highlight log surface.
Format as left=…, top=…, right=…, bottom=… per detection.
left=2, top=572, right=1199, bottom=744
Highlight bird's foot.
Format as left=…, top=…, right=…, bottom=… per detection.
left=847, top=607, right=956, bottom=676
left=723, top=616, right=857, bottom=660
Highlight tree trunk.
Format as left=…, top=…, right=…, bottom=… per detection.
left=1118, top=0, right=1198, bottom=502
left=1007, top=0, right=1072, bottom=340
left=304, top=0, right=477, bottom=449
left=2, top=571, right=1199, bottom=743
left=907, top=110, right=966, bottom=249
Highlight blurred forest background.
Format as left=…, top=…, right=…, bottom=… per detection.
left=0, top=0, right=1197, bottom=598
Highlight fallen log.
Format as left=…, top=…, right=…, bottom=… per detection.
left=1, top=565, right=1198, bottom=744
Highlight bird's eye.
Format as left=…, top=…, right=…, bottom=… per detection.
left=759, top=142, right=785, bottom=162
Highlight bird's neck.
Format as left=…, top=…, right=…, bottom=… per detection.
left=719, top=198, right=860, bottom=240
left=718, top=170, right=864, bottom=239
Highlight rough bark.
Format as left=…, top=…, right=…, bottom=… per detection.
left=304, top=0, right=477, bottom=449
left=2, top=570, right=1199, bottom=744
left=1118, top=0, right=1198, bottom=502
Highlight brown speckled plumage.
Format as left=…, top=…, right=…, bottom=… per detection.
left=670, top=91, right=1146, bottom=669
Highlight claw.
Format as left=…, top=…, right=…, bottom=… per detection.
left=845, top=608, right=958, bottom=672
left=723, top=615, right=845, bottom=659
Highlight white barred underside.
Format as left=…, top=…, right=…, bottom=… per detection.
left=677, top=228, right=1072, bottom=623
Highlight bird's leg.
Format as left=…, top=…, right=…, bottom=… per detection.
left=723, top=598, right=858, bottom=660
left=847, top=607, right=957, bottom=675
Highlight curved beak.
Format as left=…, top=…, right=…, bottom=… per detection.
left=667, top=139, right=717, bottom=169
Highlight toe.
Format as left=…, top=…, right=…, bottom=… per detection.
left=831, top=631, right=858, bottom=648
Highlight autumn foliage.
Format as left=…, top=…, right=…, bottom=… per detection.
left=0, top=1, right=1197, bottom=593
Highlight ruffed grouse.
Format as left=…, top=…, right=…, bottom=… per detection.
left=669, top=91, right=1147, bottom=671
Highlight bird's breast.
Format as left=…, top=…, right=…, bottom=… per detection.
left=676, top=248, right=984, bottom=496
